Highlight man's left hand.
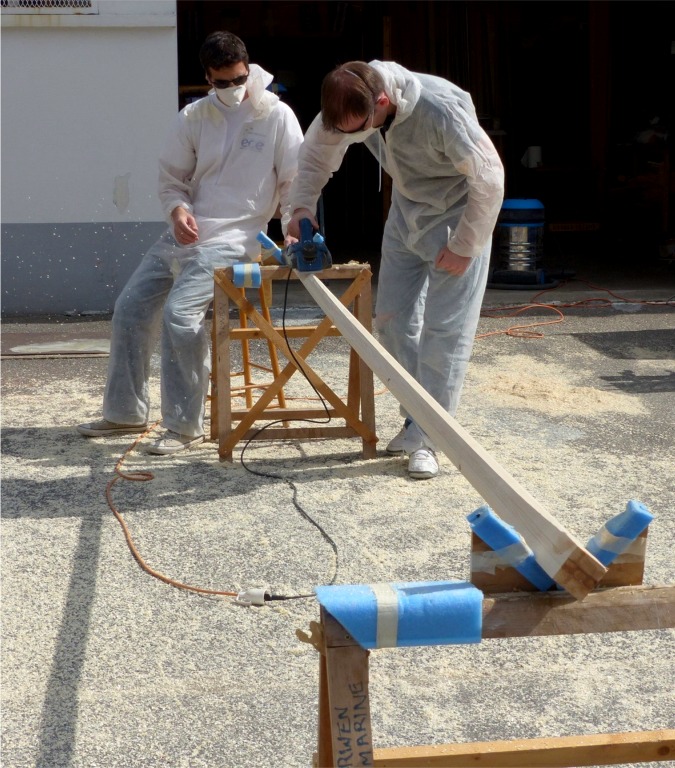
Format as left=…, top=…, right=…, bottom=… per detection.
left=435, top=248, right=472, bottom=276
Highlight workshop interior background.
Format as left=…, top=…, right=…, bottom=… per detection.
left=177, top=0, right=674, bottom=274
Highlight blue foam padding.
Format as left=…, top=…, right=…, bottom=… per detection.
left=314, top=581, right=483, bottom=649
left=256, top=231, right=283, bottom=263
left=467, top=505, right=554, bottom=591
left=232, top=262, right=262, bottom=288
left=586, top=500, right=653, bottom=566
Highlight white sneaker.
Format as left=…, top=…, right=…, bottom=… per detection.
left=386, top=425, right=408, bottom=455
left=408, top=447, right=439, bottom=479
left=146, top=430, right=204, bottom=455
left=77, top=419, right=148, bottom=437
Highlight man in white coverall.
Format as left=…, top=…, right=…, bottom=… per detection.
left=78, top=32, right=303, bottom=454
left=288, top=61, right=504, bottom=479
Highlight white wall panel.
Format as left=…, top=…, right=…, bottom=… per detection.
left=1, top=19, right=177, bottom=224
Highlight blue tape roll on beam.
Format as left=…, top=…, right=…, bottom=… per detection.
left=232, top=262, right=262, bottom=288
left=314, top=581, right=483, bottom=649
left=586, top=500, right=653, bottom=567
left=467, top=505, right=554, bottom=591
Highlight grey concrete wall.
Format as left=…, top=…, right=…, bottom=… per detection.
left=2, top=222, right=167, bottom=316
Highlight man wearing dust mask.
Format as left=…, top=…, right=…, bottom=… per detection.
left=78, top=32, right=303, bottom=453
left=288, top=61, right=504, bottom=479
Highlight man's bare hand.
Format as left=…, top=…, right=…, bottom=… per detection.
left=435, top=247, right=471, bottom=276
left=171, top=207, right=199, bottom=245
left=287, top=208, right=318, bottom=240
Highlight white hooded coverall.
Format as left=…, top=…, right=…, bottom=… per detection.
left=103, top=64, right=303, bottom=437
left=289, top=61, right=504, bottom=448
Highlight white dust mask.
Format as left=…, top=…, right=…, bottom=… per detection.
left=215, top=84, right=246, bottom=108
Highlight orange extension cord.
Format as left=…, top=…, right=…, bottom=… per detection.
left=477, top=280, right=672, bottom=340
left=106, top=422, right=238, bottom=598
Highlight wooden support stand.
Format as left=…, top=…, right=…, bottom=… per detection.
left=470, top=529, right=649, bottom=594
left=211, top=264, right=377, bottom=461
left=298, top=523, right=675, bottom=767
left=302, top=584, right=675, bottom=768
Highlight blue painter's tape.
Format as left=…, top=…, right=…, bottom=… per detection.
left=314, top=581, right=483, bottom=650
left=586, top=500, right=653, bottom=567
left=467, top=505, right=554, bottom=591
left=232, top=262, right=261, bottom=289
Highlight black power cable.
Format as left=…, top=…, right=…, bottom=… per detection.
left=238, top=267, right=341, bottom=600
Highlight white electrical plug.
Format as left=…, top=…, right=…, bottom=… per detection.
left=234, top=586, right=270, bottom=607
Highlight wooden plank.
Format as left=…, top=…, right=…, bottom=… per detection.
left=471, top=532, right=538, bottom=593
left=372, top=729, right=675, bottom=767
left=231, top=408, right=342, bottom=421
left=260, top=264, right=370, bottom=281
left=323, top=609, right=359, bottom=647
left=229, top=326, right=342, bottom=340
left=354, top=273, right=378, bottom=459
left=213, top=277, right=232, bottom=450
left=598, top=529, right=647, bottom=588
left=482, top=584, right=675, bottom=638
left=239, top=426, right=362, bottom=442
left=322, top=609, right=375, bottom=768
left=237, top=288, right=254, bottom=409
left=317, top=652, right=334, bottom=768
left=299, top=273, right=606, bottom=600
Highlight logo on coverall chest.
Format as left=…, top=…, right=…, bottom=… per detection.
left=240, top=125, right=266, bottom=152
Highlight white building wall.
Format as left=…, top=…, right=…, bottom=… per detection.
left=1, top=1, right=178, bottom=315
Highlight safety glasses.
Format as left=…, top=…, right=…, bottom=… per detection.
left=335, top=110, right=374, bottom=134
left=209, top=73, right=249, bottom=88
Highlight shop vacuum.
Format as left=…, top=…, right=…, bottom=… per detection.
left=488, top=199, right=559, bottom=289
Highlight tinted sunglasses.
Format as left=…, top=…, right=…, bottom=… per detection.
left=209, top=73, right=249, bottom=88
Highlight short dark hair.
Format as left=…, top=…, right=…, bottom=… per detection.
left=199, top=31, right=249, bottom=72
left=321, top=62, right=384, bottom=131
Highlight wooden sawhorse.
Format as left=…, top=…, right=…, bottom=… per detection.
left=211, top=264, right=378, bottom=461
left=305, top=589, right=674, bottom=767
left=299, top=531, right=675, bottom=767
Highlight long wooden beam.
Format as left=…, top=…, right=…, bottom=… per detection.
left=299, top=273, right=606, bottom=599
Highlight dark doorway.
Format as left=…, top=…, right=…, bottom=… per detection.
left=176, top=1, right=675, bottom=275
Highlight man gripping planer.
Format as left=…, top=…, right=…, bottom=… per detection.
left=259, top=218, right=332, bottom=272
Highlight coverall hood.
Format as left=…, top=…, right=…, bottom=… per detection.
left=245, top=63, right=280, bottom=118
left=369, top=59, right=421, bottom=126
